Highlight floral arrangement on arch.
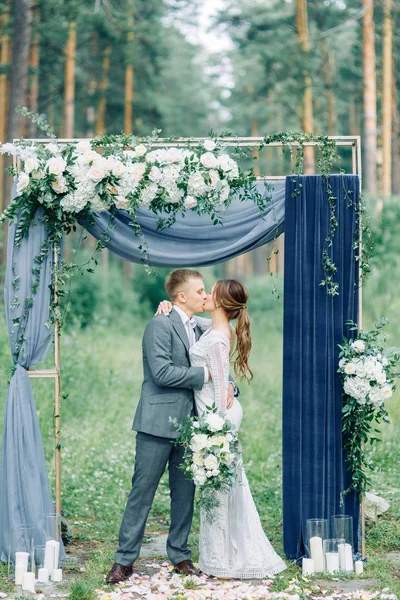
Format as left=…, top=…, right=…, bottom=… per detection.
left=338, top=319, right=399, bottom=498
left=171, top=404, right=240, bottom=523
left=0, top=133, right=265, bottom=244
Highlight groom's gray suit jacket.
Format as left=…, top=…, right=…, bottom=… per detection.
left=132, top=309, right=205, bottom=439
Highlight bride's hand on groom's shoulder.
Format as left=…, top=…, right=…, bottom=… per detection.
left=155, top=300, right=173, bottom=316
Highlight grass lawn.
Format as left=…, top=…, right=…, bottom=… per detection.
left=0, top=274, right=399, bottom=597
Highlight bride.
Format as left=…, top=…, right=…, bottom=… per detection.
left=160, top=279, right=286, bottom=579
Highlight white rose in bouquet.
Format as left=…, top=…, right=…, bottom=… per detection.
left=218, top=155, right=239, bottom=180
left=382, top=384, right=393, bottom=399
left=31, top=169, right=45, bottom=180
left=116, top=195, right=129, bottom=210
left=46, top=156, right=66, bottom=176
left=193, top=452, right=204, bottom=467
left=351, top=339, right=366, bottom=353
left=224, top=452, right=235, bottom=465
left=149, top=166, right=162, bottom=182
left=203, top=139, right=216, bottom=151
left=51, top=175, right=68, bottom=194
left=204, top=412, right=225, bottom=432
left=376, top=371, right=387, bottom=384
left=24, top=157, right=39, bottom=174
left=81, top=149, right=100, bottom=165
left=47, top=143, right=60, bottom=155
left=206, top=470, right=214, bottom=478
left=339, top=358, right=346, bottom=368
left=190, top=433, right=210, bottom=452
left=204, top=454, right=219, bottom=471
left=131, top=163, right=146, bottom=181
left=344, top=362, right=356, bottom=375
left=16, top=172, right=30, bottom=192
left=166, top=147, right=182, bottom=163
left=76, top=140, right=92, bottom=154
left=200, top=152, right=218, bottom=169
left=134, top=144, right=147, bottom=157
left=184, top=195, right=197, bottom=209
left=88, top=159, right=108, bottom=182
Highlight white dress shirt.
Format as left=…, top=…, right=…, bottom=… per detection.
left=173, top=305, right=209, bottom=383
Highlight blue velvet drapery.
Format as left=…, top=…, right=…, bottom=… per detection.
left=282, top=175, right=360, bottom=559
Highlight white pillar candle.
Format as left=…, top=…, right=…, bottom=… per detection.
left=15, top=551, right=29, bottom=570
left=53, top=540, right=60, bottom=570
left=325, top=552, right=340, bottom=573
left=355, top=560, right=364, bottom=575
left=310, top=536, right=325, bottom=572
left=44, top=539, right=60, bottom=572
left=51, top=568, right=62, bottom=582
left=344, top=543, right=354, bottom=572
left=38, top=567, right=49, bottom=583
left=302, top=557, right=315, bottom=575
left=15, top=563, right=26, bottom=585
left=21, top=571, right=35, bottom=592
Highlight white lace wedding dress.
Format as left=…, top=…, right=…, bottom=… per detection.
left=190, top=318, right=286, bottom=579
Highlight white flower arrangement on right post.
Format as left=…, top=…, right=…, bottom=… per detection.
left=338, top=318, right=399, bottom=498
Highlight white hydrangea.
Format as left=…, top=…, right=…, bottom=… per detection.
left=146, top=149, right=167, bottom=164
left=60, top=193, right=88, bottom=213
left=90, top=194, right=108, bottom=212
left=219, top=182, right=230, bottom=202
left=148, top=166, right=162, bottom=183
left=76, top=140, right=92, bottom=154
left=139, top=182, right=159, bottom=206
left=166, top=147, right=183, bottom=163
left=24, top=157, right=39, bottom=174
left=368, top=386, right=385, bottom=406
left=131, top=163, right=146, bottom=181
left=47, top=143, right=60, bottom=155
left=184, top=195, right=197, bottom=209
left=115, top=195, right=129, bottom=210
left=166, top=185, right=184, bottom=204
left=344, top=376, right=371, bottom=403
left=187, top=172, right=207, bottom=197
left=160, top=165, right=181, bottom=187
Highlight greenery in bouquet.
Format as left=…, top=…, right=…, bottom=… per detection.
left=338, top=318, right=400, bottom=498
left=172, top=404, right=240, bottom=523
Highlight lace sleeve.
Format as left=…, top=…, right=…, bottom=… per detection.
left=208, top=338, right=230, bottom=413
left=194, top=316, right=212, bottom=332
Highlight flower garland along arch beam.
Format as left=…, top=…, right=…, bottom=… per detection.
left=1, top=133, right=366, bottom=563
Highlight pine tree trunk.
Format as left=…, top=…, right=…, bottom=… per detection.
left=321, top=39, right=335, bottom=135
left=63, top=20, right=76, bottom=138
left=382, top=0, right=392, bottom=197
left=296, top=0, right=314, bottom=174
left=0, top=1, right=11, bottom=213
left=362, top=0, right=377, bottom=194
left=391, top=61, right=400, bottom=195
left=124, top=11, right=134, bottom=134
left=28, top=6, right=40, bottom=138
left=86, top=33, right=97, bottom=137
left=96, top=45, right=111, bottom=136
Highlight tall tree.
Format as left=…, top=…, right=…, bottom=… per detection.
left=124, top=6, right=134, bottom=134
left=63, top=17, right=77, bottom=138
left=296, top=0, right=314, bottom=173
left=28, top=4, right=40, bottom=138
left=0, top=1, right=11, bottom=211
left=382, top=0, right=392, bottom=197
left=363, top=0, right=377, bottom=194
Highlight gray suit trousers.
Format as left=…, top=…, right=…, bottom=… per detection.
left=115, top=432, right=195, bottom=566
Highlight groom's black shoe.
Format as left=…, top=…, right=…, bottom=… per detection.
left=105, top=562, right=134, bottom=584
left=173, top=560, right=202, bottom=576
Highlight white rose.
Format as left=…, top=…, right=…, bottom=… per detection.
left=194, top=472, right=207, bottom=486
left=134, top=144, right=147, bottom=157
left=339, top=358, right=346, bottom=368
left=193, top=452, right=204, bottom=467
left=344, top=362, right=356, bottom=375
left=206, top=470, right=214, bottom=478
left=200, top=152, right=218, bottom=169
left=211, top=469, right=220, bottom=477
left=204, top=454, right=219, bottom=471
left=218, top=155, right=239, bottom=179
left=31, top=169, right=45, bottom=180
left=184, top=195, right=197, bottom=209
left=351, top=339, right=366, bottom=353
left=131, top=163, right=146, bottom=181
left=76, top=140, right=92, bottom=154
left=375, top=372, right=386, bottom=385
left=51, top=175, right=68, bottom=194
left=149, top=166, right=162, bottom=182
left=204, top=412, right=225, bottom=432
left=47, top=143, right=60, bottom=155
left=87, top=161, right=107, bottom=182
left=115, top=195, right=129, bottom=210
left=46, top=156, right=66, bottom=176
left=16, top=172, right=30, bottom=192
left=193, top=421, right=200, bottom=429
left=204, top=139, right=216, bottom=151
left=224, top=452, right=235, bottom=465
left=382, top=384, right=393, bottom=399
left=24, top=157, right=39, bottom=174
left=166, top=147, right=182, bottom=163
left=111, top=161, right=125, bottom=177
left=81, top=149, right=100, bottom=165
left=190, top=433, right=209, bottom=452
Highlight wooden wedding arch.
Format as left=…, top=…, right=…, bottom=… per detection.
left=14, top=134, right=364, bottom=554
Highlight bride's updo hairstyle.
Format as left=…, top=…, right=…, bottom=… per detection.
left=213, top=279, right=253, bottom=382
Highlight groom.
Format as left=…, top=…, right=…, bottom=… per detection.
left=106, top=269, right=235, bottom=583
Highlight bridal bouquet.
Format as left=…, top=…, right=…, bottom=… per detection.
left=338, top=319, right=399, bottom=497
left=172, top=405, right=240, bottom=522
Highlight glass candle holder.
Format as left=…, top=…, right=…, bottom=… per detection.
left=323, top=538, right=344, bottom=573
left=8, top=524, right=34, bottom=583
left=42, top=513, right=61, bottom=572
left=306, top=518, right=328, bottom=573
left=331, top=515, right=354, bottom=572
